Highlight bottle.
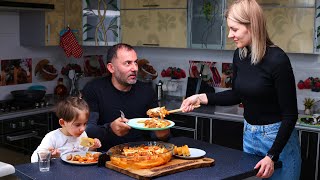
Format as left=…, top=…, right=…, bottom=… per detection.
left=156, top=80, right=163, bottom=101
left=54, top=78, right=67, bottom=99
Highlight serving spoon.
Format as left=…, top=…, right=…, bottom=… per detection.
left=147, top=105, right=201, bottom=118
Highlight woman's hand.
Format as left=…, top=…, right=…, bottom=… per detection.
left=254, top=156, right=274, bottom=178
left=110, top=117, right=131, bottom=136
left=180, top=94, right=207, bottom=112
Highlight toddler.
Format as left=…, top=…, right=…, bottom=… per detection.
left=31, top=96, right=101, bottom=162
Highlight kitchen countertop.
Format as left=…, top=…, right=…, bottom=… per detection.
left=160, top=97, right=320, bottom=133
left=0, top=95, right=317, bottom=133
left=14, top=137, right=281, bottom=180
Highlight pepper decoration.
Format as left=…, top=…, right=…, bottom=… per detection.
left=161, top=67, right=186, bottom=79
left=297, top=77, right=320, bottom=92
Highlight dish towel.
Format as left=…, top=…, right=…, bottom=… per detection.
left=60, top=28, right=83, bottom=58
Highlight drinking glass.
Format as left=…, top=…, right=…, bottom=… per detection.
left=37, top=149, right=51, bottom=172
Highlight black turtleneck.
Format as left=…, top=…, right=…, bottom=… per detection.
left=207, top=46, right=298, bottom=160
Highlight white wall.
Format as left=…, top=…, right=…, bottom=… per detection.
left=0, top=12, right=319, bottom=110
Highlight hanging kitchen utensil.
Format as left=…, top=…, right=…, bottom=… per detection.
left=68, top=69, right=77, bottom=96
left=195, top=64, right=205, bottom=94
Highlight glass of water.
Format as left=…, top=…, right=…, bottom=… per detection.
left=37, top=149, right=51, bottom=172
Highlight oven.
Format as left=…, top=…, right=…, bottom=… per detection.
left=0, top=103, right=55, bottom=154
left=166, top=114, right=202, bottom=140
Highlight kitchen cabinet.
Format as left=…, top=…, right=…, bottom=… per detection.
left=188, top=0, right=225, bottom=49
left=263, top=7, right=314, bottom=53
left=64, top=0, right=82, bottom=43
left=82, top=0, right=120, bottom=46
left=121, top=0, right=187, bottom=9
left=167, top=113, right=243, bottom=149
left=120, top=0, right=187, bottom=48
left=166, top=114, right=201, bottom=140
left=225, top=0, right=316, bottom=53
left=19, top=0, right=82, bottom=46
left=256, top=0, right=315, bottom=7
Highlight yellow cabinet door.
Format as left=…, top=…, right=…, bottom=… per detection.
left=264, top=7, right=314, bottom=53
left=64, top=0, right=82, bottom=44
left=121, top=9, right=187, bottom=48
left=8, top=0, right=50, bottom=3
left=256, top=0, right=315, bottom=7
left=121, top=0, right=187, bottom=9
left=224, top=6, right=315, bottom=53
left=45, top=0, right=64, bottom=46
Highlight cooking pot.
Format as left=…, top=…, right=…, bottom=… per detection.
left=11, top=90, right=46, bottom=102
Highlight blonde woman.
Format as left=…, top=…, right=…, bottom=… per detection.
left=180, top=0, right=301, bottom=179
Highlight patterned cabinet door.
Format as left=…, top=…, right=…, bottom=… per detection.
left=121, top=0, right=187, bottom=9
left=65, top=0, right=82, bottom=44
left=121, top=9, right=187, bottom=48
left=264, top=7, right=314, bottom=53
left=224, top=0, right=237, bottom=50
left=9, top=0, right=50, bottom=2
left=256, top=0, right=315, bottom=7
left=224, top=0, right=315, bottom=53
left=45, top=0, right=65, bottom=46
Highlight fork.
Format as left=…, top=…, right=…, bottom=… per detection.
left=120, top=110, right=125, bottom=119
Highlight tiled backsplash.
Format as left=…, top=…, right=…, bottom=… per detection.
left=135, top=47, right=320, bottom=110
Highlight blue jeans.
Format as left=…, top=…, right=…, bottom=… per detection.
left=243, top=120, right=301, bottom=180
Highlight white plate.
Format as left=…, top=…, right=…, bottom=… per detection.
left=61, top=151, right=99, bottom=165
left=127, top=118, right=175, bottom=131
left=174, top=148, right=206, bottom=159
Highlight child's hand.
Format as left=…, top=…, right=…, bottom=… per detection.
left=92, top=138, right=101, bottom=149
left=48, top=147, right=61, bottom=159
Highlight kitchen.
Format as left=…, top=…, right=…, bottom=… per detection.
left=0, top=0, right=320, bottom=179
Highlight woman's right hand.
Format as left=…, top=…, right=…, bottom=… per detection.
left=180, top=94, right=202, bottom=112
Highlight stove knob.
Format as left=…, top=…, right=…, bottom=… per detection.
left=11, top=106, right=16, bottom=111
left=45, top=102, right=50, bottom=107
left=29, top=120, right=35, bottom=125
left=19, top=121, right=26, bottom=127
left=40, top=102, right=45, bottom=108
left=10, top=123, right=17, bottom=129
left=35, top=102, right=40, bottom=108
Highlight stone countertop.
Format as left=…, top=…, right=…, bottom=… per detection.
left=160, top=97, right=320, bottom=133
left=14, top=137, right=281, bottom=180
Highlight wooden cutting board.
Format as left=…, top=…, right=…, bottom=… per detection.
left=105, top=157, right=215, bottom=180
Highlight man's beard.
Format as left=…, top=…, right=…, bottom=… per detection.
left=114, top=71, right=137, bottom=86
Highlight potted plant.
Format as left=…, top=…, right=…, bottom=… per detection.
left=304, top=97, right=315, bottom=115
